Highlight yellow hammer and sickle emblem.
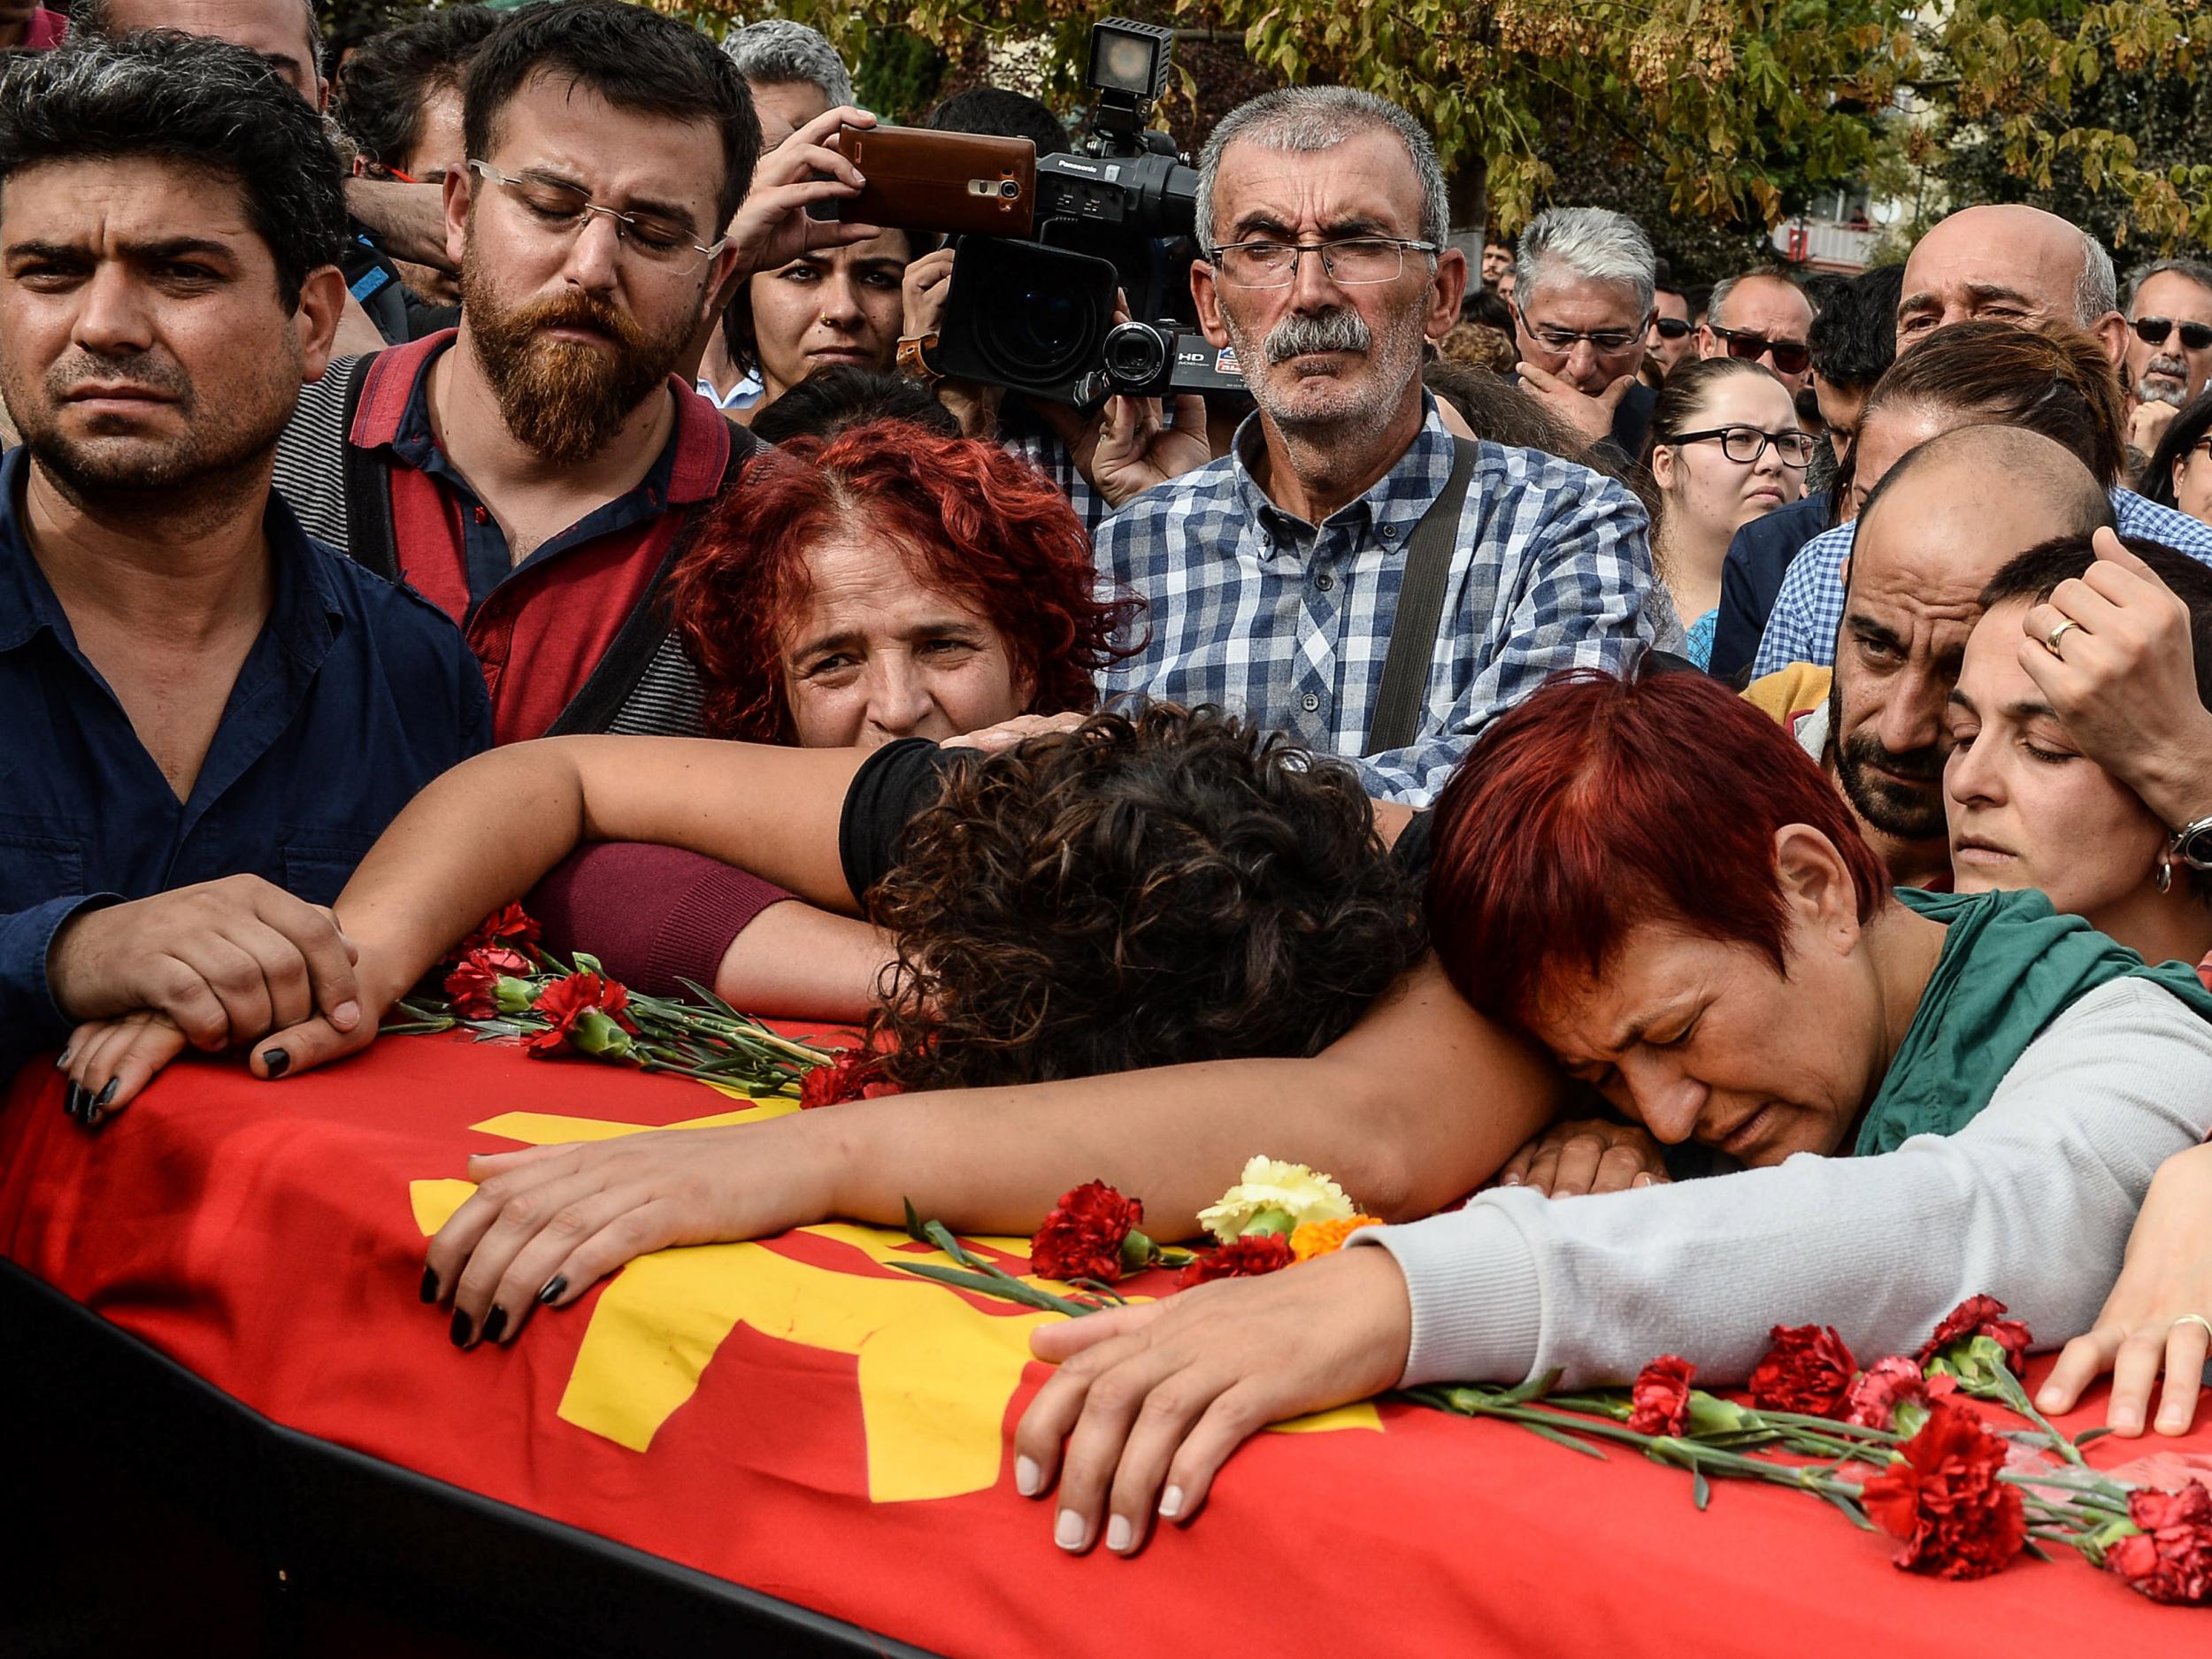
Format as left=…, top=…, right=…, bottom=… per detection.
left=410, top=1092, right=1379, bottom=1504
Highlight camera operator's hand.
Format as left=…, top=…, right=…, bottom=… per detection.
left=718, top=108, right=883, bottom=295
left=1039, top=391, right=1213, bottom=510
left=901, top=247, right=1002, bottom=437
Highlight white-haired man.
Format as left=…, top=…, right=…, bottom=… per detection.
left=721, top=16, right=853, bottom=150
left=1096, top=88, right=1675, bottom=807
left=1506, top=205, right=1660, bottom=457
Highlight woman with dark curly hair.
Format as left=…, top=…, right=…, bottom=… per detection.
left=65, top=709, right=1492, bottom=1354
left=524, top=419, right=1141, bottom=1019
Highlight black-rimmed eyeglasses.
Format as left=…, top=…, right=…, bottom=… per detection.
left=1669, top=426, right=1816, bottom=466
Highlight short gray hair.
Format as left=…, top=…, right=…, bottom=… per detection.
left=720, top=17, right=853, bottom=108
left=2122, top=256, right=2212, bottom=317
left=2076, top=231, right=2117, bottom=323
left=1705, top=270, right=1806, bottom=329
left=1194, top=86, right=1448, bottom=254
left=1515, top=207, right=1655, bottom=317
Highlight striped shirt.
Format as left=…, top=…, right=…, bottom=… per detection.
left=1098, top=399, right=1674, bottom=806
left=1753, top=487, right=2212, bottom=675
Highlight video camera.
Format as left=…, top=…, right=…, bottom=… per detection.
left=821, top=19, right=1246, bottom=408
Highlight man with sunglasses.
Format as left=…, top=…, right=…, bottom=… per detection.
left=2122, top=258, right=2212, bottom=452
left=1508, top=205, right=1662, bottom=458
left=1643, top=260, right=1698, bottom=385
left=1096, top=89, right=1671, bottom=807
left=1696, top=270, right=1816, bottom=395
left=271, top=1, right=880, bottom=743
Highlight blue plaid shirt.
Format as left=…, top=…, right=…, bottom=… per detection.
left=1753, top=487, right=2212, bottom=675
left=1097, top=399, right=1672, bottom=805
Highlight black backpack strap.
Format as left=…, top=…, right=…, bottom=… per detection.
left=1366, top=437, right=1478, bottom=756
left=337, top=352, right=401, bottom=581
left=541, top=419, right=762, bottom=737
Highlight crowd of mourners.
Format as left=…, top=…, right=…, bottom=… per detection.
left=9, top=0, right=2212, bottom=1566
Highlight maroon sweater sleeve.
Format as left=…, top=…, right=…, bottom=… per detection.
left=526, top=842, right=795, bottom=999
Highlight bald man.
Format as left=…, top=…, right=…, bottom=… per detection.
left=1747, top=426, right=2116, bottom=887
left=1895, top=204, right=2129, bottom=367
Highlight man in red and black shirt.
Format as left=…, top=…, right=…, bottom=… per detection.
left=273, top=0, right=883, bottom=741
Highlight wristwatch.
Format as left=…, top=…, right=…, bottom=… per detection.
left=896, top=332, right=943, bottom=385
left=2170, top=815, right=2212, bottom=871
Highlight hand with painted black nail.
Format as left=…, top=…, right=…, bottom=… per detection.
left=58, top=1010, right=188, bottom=1127
left=1010, top=1246, right=1412, bottom=1557
left=421, top=1114, right=838, bottom=1349
left=46, top=876, right=364, bottom=1061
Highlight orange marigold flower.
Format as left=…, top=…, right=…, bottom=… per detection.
left=1289, top=1215, right=1383, bottom=1262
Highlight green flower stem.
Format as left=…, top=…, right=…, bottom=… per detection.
left=1988, top=1370, right=2092, bottom=1470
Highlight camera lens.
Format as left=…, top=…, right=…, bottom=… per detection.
left=972, top=254, right=1106, bottom=380
left=1102, top=320, right=1170, bottom=389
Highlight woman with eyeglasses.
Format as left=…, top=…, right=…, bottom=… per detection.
left=2139, top=385, right=2212, bottom=526
left=1640, top=357, right=1809, bottom=668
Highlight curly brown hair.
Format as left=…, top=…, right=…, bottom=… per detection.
left=864, top=705, right=1428, bottom=1089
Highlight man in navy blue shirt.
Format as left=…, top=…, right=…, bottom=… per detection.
left=0, top=36, right=488, bottom=1107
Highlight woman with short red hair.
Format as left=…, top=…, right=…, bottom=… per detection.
left=1012, top=666, right=2212, bottom=1558
left=527, top=419, right=1138, bottom=1018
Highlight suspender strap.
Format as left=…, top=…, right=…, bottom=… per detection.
left=541, top=419, right=761, bottom=737
left=337, top=353, right=399, bottom=580
left=1366, top=437, right=1477, bottom=757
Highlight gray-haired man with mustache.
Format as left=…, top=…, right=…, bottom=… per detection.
left=1095, top=88, right=1675, bottom=806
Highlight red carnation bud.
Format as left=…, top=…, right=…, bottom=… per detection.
left=798, top=1048, right=902, bottom=1109
left=1860, top=1399, right=2026, bottom=1580
left=1626, top=1356, right=1696, bottom=1437
left=1029, top=1181, right=1146, bottom=1284
left=526, top=971, right=639, bottom=1059
left=1917, top=1293, right=2032, bottom=1378
left=2107, top=1479, right=2212, bottom=1605
left=1749, top=1323, right=1857, bottom=1417
left=1178, top=1233, right=1294, bottom=1287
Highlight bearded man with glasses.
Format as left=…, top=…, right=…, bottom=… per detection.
left=272, top=0, right=881, bottom=742
left=1095, top=88, right=1676, bottom=807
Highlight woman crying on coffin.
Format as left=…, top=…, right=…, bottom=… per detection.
left=1004, top=664, right=2212, bottom=1557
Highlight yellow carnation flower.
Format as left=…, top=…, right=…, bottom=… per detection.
left=1289, top=1216, right=1384, bottom=1262
left=1196, top=1156, right=1356, bottom=1243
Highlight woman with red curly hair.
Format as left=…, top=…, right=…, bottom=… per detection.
left=672, top=419, right=1131, bottom=747
left=523, top=419, right=1139, bottom=1018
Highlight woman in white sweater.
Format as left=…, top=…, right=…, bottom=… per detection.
left=1011, top=667, right=2212, bottom=1559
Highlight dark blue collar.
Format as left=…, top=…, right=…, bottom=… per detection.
left=0, top=443, right=344, bottom=670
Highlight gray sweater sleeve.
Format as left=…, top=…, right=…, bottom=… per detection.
left=1351, top=978, right=2212, bottom=1389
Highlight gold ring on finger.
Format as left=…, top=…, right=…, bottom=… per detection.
left=2044, top=618, right=2081, bottom=655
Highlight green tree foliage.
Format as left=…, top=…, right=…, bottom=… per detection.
left=631, top=1, right=2212, bottom=250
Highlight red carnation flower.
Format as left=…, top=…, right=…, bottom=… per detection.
left=1917, top=1294, right=2032, bottom=1377
left=1749, top=1324, right=1858, bottom=1417
left=442, top=946, right=533, bottom=1019
left=1626, top=1356, right=1696, bottom=1436
left=1029, top=1181, right=1146, bottom=1284
left=2108, top=1479, right=2212, bottom=1605
left=526, top=971, right=638, bottom=1057
left=1860, top=1399, right=2027, bottom=1580
left=1179, top=1233, right=1294, bottom=1287
left=458, top=902, right=541, bottom=956
left=1843, top=1354, right=1956, bottom=1431
left=798, top=1048, right=903, bottom=1109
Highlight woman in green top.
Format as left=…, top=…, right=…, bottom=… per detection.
left=1944, top=529, right=2212, bottom=1440
left=1011, top=666, right=2212, bottom=1559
